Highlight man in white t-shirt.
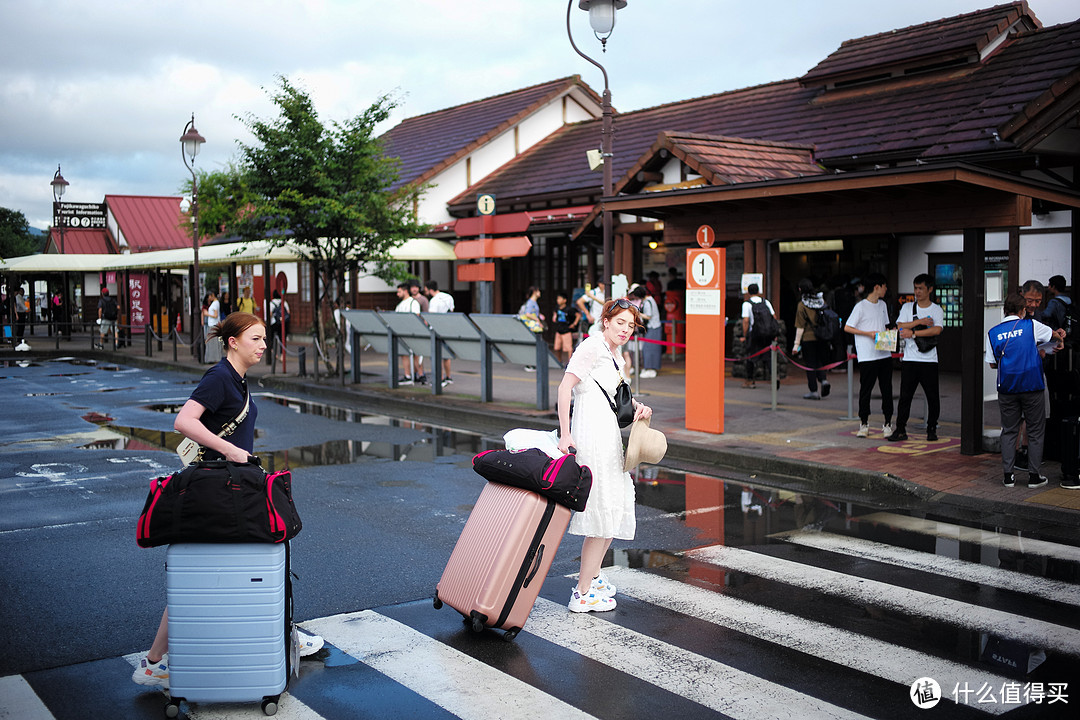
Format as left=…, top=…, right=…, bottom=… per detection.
left=887, top=274, right=944, bottom=443
left=740, top=283, right=776, bottom=389
left=395, top=282, right=423, bottom=384
left=425, top=280, right=455, bottom=387
left=576, top=280, right=605, bottom=342
left=844, top=273, right=894, bottom=438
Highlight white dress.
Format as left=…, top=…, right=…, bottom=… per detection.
left=565, top=335, right=636, bottom=540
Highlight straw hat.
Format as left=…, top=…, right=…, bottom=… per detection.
left=623, top=417, right=667, bottom=472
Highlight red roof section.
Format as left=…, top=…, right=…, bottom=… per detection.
left=50, top=228, right=116, bottom=254
left=801, top=2, right=1039, bottom=87
left=448, top=5, right=1079, bottom=213
left=105, top=195, right=190, bottom=252
left=649, top=132, right=824, bottom=186
left=380, top=76, right=600, bottom=190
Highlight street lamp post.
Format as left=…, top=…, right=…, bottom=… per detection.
left=180, top=114, right=206, bottom=358
left=568, top=0, right=626, bottom=292
left=50, top=165, right=70, bottom=338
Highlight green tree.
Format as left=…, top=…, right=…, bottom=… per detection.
left=0, top=207, right=39, bottom=260
left=179, top=163, right=257, bottom=244
left=233, top=76, right=427, bottom=380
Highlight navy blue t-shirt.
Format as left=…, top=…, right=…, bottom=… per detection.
left=189, top=358, right=257, bottom=454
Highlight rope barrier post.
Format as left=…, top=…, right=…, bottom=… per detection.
left=770, top=342, right=778, bottom=411
left=350, top=327, right=361, bottom=383
left=172, top=329, right=178, bottom=362
left=842, top=345, right=858, bottom=421
left=298, top=346, right=306, bottom=377
left=145, top=324, right=152, bottom=357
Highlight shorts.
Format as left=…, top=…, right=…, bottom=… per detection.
left=554, top=332, right=573, bottom=353
left=100, top=319, right=116, bottom=335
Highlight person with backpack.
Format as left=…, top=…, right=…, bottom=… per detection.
left=269, top=289, right=290, bottom=348
left=96, top=285, right=118, bottom=349
left=844, top=273, right=894, bottom=438
left=740, top=283, right=777, bottom=389
left=792, top=278, right=831, bottom=400
left=887, top=274, right=944, bottom=442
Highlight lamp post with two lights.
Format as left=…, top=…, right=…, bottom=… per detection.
left=50, top=166, right=70, bottom=337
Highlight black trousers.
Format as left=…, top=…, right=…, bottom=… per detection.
left=894, top=361, right=940, bottom=432
left=801, top=339, right=829, bottom=392
left=858, top=358, right=893, bottom=425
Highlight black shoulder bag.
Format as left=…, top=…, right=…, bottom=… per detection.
left=594, top=355, right=634, bottom=428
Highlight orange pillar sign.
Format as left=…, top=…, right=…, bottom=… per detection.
left=685, top=246, right=726, bottom=433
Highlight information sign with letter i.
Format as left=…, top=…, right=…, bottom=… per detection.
left=685, top=245, right=726, bottom=433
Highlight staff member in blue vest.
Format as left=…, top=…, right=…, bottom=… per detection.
left=985, top=293, right=1065, bottom=489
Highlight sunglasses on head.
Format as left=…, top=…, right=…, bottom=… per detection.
left=613, top=298, right=633, bottom=309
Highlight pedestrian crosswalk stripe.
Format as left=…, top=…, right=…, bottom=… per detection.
left=526, top=597, right=872, bottom=720
left=597, top=566, right=1020, bottom=715
left=302, top=610, right=597, bottom=720
left=772, top=529, right=1080, bottom=606
left=855, top=512, right=1080, bottom=563
left=0, top=674, right=55, bottom=720
left=121, top=653, right=326, bottom=720
left=688, top=545, right=1080, bottom=657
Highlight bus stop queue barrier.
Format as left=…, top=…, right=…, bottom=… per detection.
left=341, top=309, right=562, bottom=411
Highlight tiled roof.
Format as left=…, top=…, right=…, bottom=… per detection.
left=50, top=228, right=115, bottom=254
left=801, top=2, right=1038, bottom=88
left=380, top=76, right=600, bottom=190
left=105, top=195, right=190, bottom=252
left=449, top=8, right=1079, bottom=213
left=640, top=132, right=824, bottom=187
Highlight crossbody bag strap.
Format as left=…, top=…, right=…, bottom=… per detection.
left=593, top=354, right=625, bottom=413
left=216, top=388, right=250, bottom=438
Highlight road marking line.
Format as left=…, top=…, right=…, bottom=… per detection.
left=596, top=566, right=1019, bottom=715
left=0, top=674, right=55, bottom=720
left=527, top=597, right=872, bottom=719
left=122, top=653, right=325, bottom=719
left=303, top=610, right=596, bottom=720
left=855, top=512, right=1080, bottom=563
left=688, top=545, right=1080, bottom=657
left=772, top=529, right=1080, bottom=606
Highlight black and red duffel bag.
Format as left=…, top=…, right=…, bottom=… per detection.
left=137, top=460, right=302, bottom=548
left=472, top=448, right=592, bottom=511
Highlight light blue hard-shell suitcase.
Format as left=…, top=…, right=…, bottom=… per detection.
left=165, top=543, right=293, bottom=717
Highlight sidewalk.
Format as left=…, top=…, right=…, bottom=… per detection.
left=6, top=329, right=1079, bottom=528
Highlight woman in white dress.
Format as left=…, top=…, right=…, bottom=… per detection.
left=557, top=298, right=653, bottom=612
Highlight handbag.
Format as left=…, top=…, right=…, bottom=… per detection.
left=595, top=355, right=634, bottom=428
left=914, top=334, right=939, bottom=353
left=136, top=459, right=302, bottom=547
left=176, top=390, right=250, bottom=465
left=473, top=448, right=592, bottom=511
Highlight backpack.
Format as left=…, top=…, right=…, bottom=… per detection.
left=815, top=306, right=841, bottom=343
left=102, top=296, right=118, bottom=321
left=750, top=299, right=778, bottom=342
left=1049, top=296, right=1077, bottom=348
left=272, top=301, right=290, bottom=324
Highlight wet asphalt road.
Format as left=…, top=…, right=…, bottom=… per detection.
left=0, top=356, right=699, bottom=677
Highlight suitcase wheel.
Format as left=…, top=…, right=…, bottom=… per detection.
left=503, top=628, right=520, bottom=642
left=164, top=700, right=180, bottom=718
left=469, top=612, right=485, bottom=634
left=262, top=696, right=280, bottom=715
left=432, top=591, right=443, bottom=610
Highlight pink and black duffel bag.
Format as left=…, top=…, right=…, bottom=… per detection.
left=137, top=460, right=302, bottom=548
left=472, top=448, right=592, bottom=512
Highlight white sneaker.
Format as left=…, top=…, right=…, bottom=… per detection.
left=297, top=627, right=324, bottom=657
left=568, top=588, right=617, bottom=613
left=639, top=369, right=657, bottom=379
left=590, top=574, right=617, bottom=599
left=856, top=424, right=870, bottom=438
left=131, top=653, right=169, bottom=688
left=882, top=424, right=893, bottom=438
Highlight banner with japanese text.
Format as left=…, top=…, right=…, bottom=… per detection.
left=128, top=274, right=149, bottom=333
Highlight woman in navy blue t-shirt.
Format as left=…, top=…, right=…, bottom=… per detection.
left=132, top=314, right=324, bottom=688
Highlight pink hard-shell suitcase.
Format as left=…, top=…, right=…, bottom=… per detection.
left=434, top=481, right=572, bottom=640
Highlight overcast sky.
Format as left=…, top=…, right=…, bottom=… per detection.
left=2, top=0, right=1077, bottom=232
